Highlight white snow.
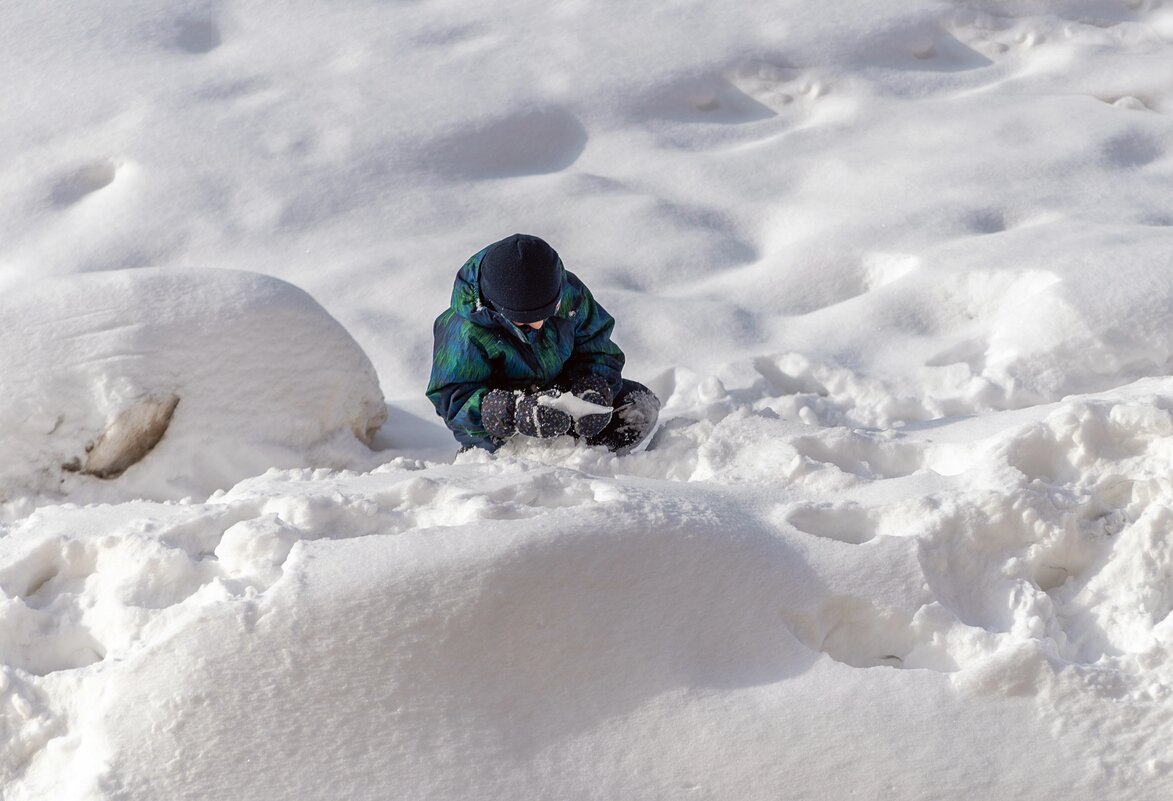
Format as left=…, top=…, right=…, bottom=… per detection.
left=537, top=390, right=614, bottom=419
left=3, top=0, right=1173, bottom=798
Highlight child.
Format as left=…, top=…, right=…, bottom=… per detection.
left=427, top=233, right=660, bottom=454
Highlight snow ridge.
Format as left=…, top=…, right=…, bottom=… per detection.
left=4, top=376, right=1173, bottom=797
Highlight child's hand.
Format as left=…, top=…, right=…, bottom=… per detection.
left=482, top=389, right=518, bottom=439
left=516, top=390, right=572, bottom=439
left=569, top=375, right=614, bottom=439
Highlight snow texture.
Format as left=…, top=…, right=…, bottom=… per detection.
left=3, top=0, right=1173, bottom=799
left=537, top=391, right=613, bottom=419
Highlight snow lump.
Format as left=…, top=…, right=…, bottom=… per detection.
left=0, top=268, right=387, bottom=506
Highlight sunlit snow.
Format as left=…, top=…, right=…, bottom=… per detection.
left=3, top=1, right=1173, bottom=799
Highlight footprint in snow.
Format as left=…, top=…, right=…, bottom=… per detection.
left=791, top=431, right=924, bottom=480
left=964, top=209, right=1008, bottom=235
left=1101, top=130, right=1165, bottom=169
left=787, top=597, right=960, bottom=672
left=49, top=160, right=118, bottom=207
left=427, top=107, right=588, bottom=180
left=174, top=18, right=222, bottom=54
left=784, top=503, right=877, bottom=545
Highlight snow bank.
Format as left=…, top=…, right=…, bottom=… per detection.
left=6, top=377, right=1173, bottom=798
left=0, top=268, right=386, bottom=507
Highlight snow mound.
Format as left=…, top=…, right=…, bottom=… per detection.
left=0, top=268, right=386, bottom=507
left=7, top=379, right=1173, bottom=798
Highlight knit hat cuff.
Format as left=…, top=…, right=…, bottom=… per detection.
left=486, top=285, right=561, bottom=323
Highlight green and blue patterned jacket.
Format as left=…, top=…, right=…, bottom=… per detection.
left=426, top=247, right=625, bottom=451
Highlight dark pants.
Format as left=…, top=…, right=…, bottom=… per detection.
left=583, top=379, right=661, bottom=454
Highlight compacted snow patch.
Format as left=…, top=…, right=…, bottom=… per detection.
left=0, top=268, right=387, bottom=507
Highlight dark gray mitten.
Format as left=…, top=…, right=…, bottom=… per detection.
left=515, top=390, right=572, bottom=439
left=570, top=374, right=614, bottom=439
left=481, top=389, right=518, bottom=440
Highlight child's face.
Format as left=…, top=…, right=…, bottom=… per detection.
left=513, top=319, right=545, bottom=330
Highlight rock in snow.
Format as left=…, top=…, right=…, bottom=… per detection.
left=69, top=393, right=181, bottom=479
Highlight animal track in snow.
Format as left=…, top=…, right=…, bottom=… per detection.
left=49, top=160, right=118, bottom=207
left=944, top=11, right=1107, bottom=60
left=725, top=59, right=832, bottom=115
left=863, top=22, right=995, bottom=72
left=630, top=58, right=840, bottom=153
left=638, top=69, right=781, bottom=126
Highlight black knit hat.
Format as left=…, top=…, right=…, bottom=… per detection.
left=478, top=233, right=563, bottom=323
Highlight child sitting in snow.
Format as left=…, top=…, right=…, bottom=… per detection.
left=427, top=233, right=660, bottom=454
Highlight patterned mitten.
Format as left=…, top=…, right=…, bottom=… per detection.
left=515, top=390, right=573, bottom=439
left=481, top=389, right=518, bottom=440
left=569, top=374, right=614, bottom=438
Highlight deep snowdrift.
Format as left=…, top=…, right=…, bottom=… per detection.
left=5, top=378, right=1173, bottom=799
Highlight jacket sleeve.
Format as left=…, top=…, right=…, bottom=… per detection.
left=425, top=313, right=500, bottom=451
left=560, top=280, right=625, bottom=399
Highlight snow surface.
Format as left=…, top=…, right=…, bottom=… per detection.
left=538, top=391, right=614, bottom=419
left=4, top=0, right=1173, bottom=798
